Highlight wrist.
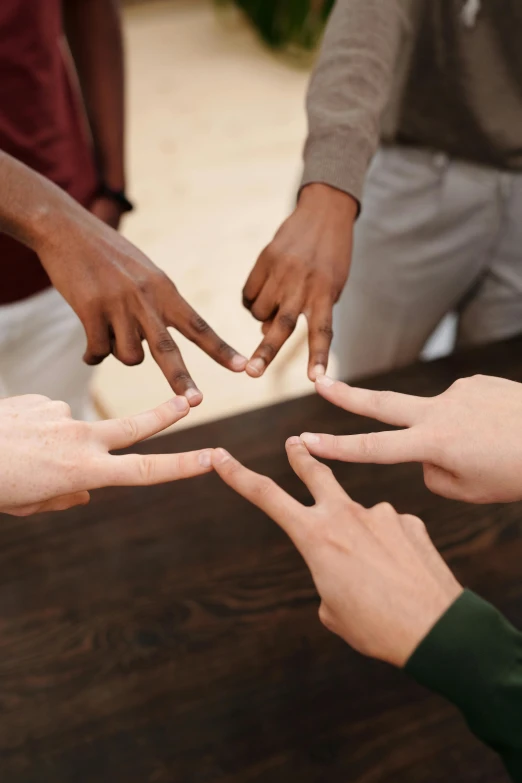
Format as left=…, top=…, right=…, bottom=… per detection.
left=298, top=183, right=358, bottom=223
left=98, top=157, right=126, bottom=193
left=395, top=586, right=464, bottom=667
left=98, top=184, right=134, bottom=214
left=27, top=190, right=78, bottom=255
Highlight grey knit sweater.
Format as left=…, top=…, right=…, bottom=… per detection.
left=301, top=0, right=522, bottom=202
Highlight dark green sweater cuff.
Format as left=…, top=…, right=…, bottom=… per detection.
left=405, top=590, right=522, bottom=781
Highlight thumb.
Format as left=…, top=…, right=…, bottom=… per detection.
left=4, top=491, right=91, bottom=517
left=423, top=464, right=462, bottom=500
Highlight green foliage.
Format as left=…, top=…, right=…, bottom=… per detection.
left=216, top=0, right=334, bottom=52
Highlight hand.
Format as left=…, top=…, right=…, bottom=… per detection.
left=36, top=201, right=247, bottom=405
left=301, top=374, right=522, bottom=504
left=243, top=184, right=357, bottom=381
left=0, top=394, right=213, bottom=517
left=212, top=439, right=462, bottom=666
left=89, top=194, right=124, bottom=230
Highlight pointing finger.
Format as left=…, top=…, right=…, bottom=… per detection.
left=315, top=376, right=429, bottom=427
left=94, top=397, right=190, bottom=450
left=99, top=449, right=213, bottom=486
left=285, top=436, right=343, bottom=503
left=211, top=448, right=305, bottom=545
left=300, top=429, right=428, bottom=464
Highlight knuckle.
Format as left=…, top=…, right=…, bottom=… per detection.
left=372, top=501, right=396, bottom=517
left=119, top=346, right=145, bottom=366
left=171, top=370, right=191, bottom=386
left=138, top=270, right=167, bottom=297
left=313, top=461, right=333, bottom=480
left=155, top=335, right=177, bottom=354
left=103, top=291, right=125, bottom=312
left=423, top=465, right=438, bottom=491
left=402, top=514, right=427, bottom=536
left=277, top=312, right=298, bottom=333
left=318, top=603, right=335, bottom=632
left=251, top=476, right=275, bottom=502
left=52, top=400, right=72, bottom=418
left=120, top=415, right=141, bottom=443
left=26, top=394, right=51, bottom=405
left=137, top=455, right=156, bottom=484
left=251, top=303, right=276, bottom=323
left=242, top=292, right=255, bottom=310
left=85, top=352, right=109, bottom=366
left=255, top=244, right=275, bottom=265
left=329, top=435, right=342, bottom=455
left=316, top=323, right=334, bottom=339
left=190, top=314, right=212, bottom=335
left=450, top=376, right=473, bottom=392
left=276, top=249, right=297, bottom=269
left=359, top=432, right=382, bottom=458
left=371, top=389, right=393, bottom=412
left=76, top=292, right=100, bottom=314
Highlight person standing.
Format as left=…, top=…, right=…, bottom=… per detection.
left=242, top=0, right=522, bottom=382
left=0, top=0, right=130, bottom=418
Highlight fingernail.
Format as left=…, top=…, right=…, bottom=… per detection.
left=300, top=432, right=320, bottom=445
left=172, top=396, right=189, bottom=411
left=184, top=387, right=202, bottom=403
left=286, top=436, right=302, bottom=447
left=316, top=375, right=335, bottom=387
left=246, top=357, right=265, bottom=377
left=312, top=364, right=325, bottom=379
left=214, top=447, right=231, bottom=464
left=198, top=450, right=212, bottom=468
left=231, top=354, right=248, bottom=371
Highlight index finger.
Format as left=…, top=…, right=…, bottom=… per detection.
left=285, top=436, right=344, bottom=503
left=315, top=377, right=430, bottom=427
left=245, top=297, right=302, bottom=378
left=94, top=396, right=190, bottom=450
left=95, top=448, right=214, bottom=487
left=300, top=429, right=428, bottom=464
left=143, top=318, right=203, bottom=405
left=306, top=294, right=334, bottom=380
left=211, top=448, right=306, bottom=545
left=168, top=297, right=247, bottom=373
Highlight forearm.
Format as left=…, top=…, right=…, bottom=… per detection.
left=406, top=591, right=522, bottom=782
left=301, top=0, right=413, bottom=203
left=0, top=150, right=78, bottom=253
left=64, top=0, right=125, bottom=190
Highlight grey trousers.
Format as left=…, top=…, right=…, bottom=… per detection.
left=333, top=146, right=522, bottom=380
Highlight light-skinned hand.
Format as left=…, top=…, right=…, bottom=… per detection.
left=212, top=439, right=462, bottom=667
left=301, top=374, right=522, bottom=503
left=0, top=394, right=213, bottom=517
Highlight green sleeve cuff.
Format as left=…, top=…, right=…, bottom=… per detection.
left=405, top=590, right=522, bottom=781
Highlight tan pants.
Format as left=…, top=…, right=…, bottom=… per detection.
left=333, top=146, right=522, bottom=380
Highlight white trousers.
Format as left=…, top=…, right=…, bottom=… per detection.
left=0, top=286, right=95, bottom=420
left=333, top=146, right=522, bottom=380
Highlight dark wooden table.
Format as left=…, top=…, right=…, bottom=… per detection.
left=2, top=339, right=522, bottom=783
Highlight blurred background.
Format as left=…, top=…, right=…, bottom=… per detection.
left=92, top=0, right=453, bottom=428
left=92, top=0, right=329, bottom=428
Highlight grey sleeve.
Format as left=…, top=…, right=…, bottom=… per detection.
left=300, top=0, right=413, bottom=202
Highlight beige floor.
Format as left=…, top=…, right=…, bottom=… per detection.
left=92, top=0, right=329, bottom=430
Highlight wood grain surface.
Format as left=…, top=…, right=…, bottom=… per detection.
left=1, top=338, right=521, bottom=782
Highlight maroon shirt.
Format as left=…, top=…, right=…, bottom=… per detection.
left=0, top=0, right=99, bottom=305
